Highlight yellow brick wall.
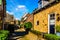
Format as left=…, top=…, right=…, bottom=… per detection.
left=34, top=3, right=60, bottom=33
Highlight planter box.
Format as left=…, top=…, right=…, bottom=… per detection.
left=56, top=32, right=60, bottom=36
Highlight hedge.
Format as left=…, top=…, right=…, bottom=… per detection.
left=0, top=30, right=9, bottom=40
left=31, top=30, right=41, bottom=35
left=44, top=34, right=60, bottom=40
left=24, top=22, right=32, bottom=29
left=20, top=24, right=24, bottom=28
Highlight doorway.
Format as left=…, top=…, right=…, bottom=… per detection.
left=48, top=13, right=55, bottom=34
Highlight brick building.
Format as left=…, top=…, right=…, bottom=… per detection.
left=33, top=0, right=60, bottom=34
left=0, top=0, right=6, bottom=29
left=21, top=13, right=33, bottom=25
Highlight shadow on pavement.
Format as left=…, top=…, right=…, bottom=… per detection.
left=8, top=31, right=28, bottom=40
left=13, top=31, right=27, bottom=37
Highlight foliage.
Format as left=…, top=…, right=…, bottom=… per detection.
left=18, top=20, right=20, bottom=25
left=31, top=30, right=41, bottom=35
left=20, top=24, right=24, bottom=28
left=44, top=34, right=60, bottom=40
left=24, top=22, right=32, bottom=29
left=0, top=30, right=9, bottom=40
left=56, top=25, right=60, bottom=32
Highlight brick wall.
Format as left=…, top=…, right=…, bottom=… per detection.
left=34, top=2, right=60, bottom=33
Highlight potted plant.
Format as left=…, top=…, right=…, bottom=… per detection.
left=56, top=25, right=60, bottom=36
left=24, top=22, right=32, bottom=34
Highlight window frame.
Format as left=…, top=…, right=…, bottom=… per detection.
left=36, top=20, right=39, bottom=25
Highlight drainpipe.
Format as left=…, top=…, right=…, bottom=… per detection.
left=2, top=18, right=5, bottom=30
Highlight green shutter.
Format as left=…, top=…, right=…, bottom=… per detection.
left=0, top=0, right=2, bottom=5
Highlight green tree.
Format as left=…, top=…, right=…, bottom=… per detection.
left=24, top=22, right=32, bottom=29
left=24, top=22, right=32, bottom=34
left=18, top=20, right=20, bottom=25
left=20, top=24, right=24, bottom=28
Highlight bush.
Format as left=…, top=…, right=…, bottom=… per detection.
left=20, top=24, right=24, bottom=28
left=24, top=22, right=32, bottom=29
left=56, top=25, right=60, bottom=32
left=44, top=34, right=60, bottom=40
left=0, top=30, right=9, bottom=34
left=0, top=30, right=9, bottom=40
left=31, top=30, right=41, bottom=35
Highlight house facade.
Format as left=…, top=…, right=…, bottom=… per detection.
left=20, top=13, right=30, bottom=24
left=0, top=0, right=6, bottom=29
left=21, top=13, right=33, bottom=25
left=26, top=14, right=33, bottom=25
left=5, top=13, right=14, bottom=24
left=38, top=0, right=55, bottom=8
left=33, top=0, right=60, bottom=34
left=14, top=20, right=19, bottom=25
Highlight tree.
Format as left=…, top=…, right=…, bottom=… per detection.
left=20, top=24, right=24, bottom=28
left=24, top=22, right=32, bottom=29
left=24, top=22, right=32, bottom=34
left=18, top=20, right=20, bottom=25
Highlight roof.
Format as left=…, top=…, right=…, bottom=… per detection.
left=33, top=0, right=60, bottom=15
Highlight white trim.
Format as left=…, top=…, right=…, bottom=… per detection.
left=48, top=15, right=50, bottom=34
left=54, top=13, right=56, bottom=34
left=48, top=13, right=56, bottom=34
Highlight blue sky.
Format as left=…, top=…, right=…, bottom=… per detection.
left=6, top=0, right=38, bottom=20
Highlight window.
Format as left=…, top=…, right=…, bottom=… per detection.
left=57, top=14, right=59, bottom=16
left=50, top=14, right=55, bottom=20
left=57, top=17, right=60, bottom=21
left=36, top=21, right=39, bottom=25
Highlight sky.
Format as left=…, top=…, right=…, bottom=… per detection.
left=6, top=0, right=38, bottom=20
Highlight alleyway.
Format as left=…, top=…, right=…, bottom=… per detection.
left=17, top=32, right=38, bottom=40
left=8, top=28, right=45, bottom=40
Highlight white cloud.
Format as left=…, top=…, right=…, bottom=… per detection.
left=16, top=5, right=26, bottom=11
left=6, top=11, right=13, bottom=15
left=15, top=5, right=28, bottom=12
left=16, top=8, right=18, bottom=11
left=15, top=18, right=20, bottom=20
left=18, top=5, right=25, bottom=8
left=15, top=5, right=29, bottom=20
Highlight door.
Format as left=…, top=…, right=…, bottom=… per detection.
left=50, top=25, right=55, bottom=34
left=49, top=13, right=55, bottom=34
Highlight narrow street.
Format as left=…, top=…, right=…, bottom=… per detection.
left=0, top=0, right=60, bottom=40
left=8, top=28, right=45, bottom=40
left=17, top=32, right=38, bottom=40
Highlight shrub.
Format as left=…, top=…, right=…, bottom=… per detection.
left=56, top=25, right=60, bottom=32
left=0, top=30, right=9, bottom=34
left=24, top=22, right=32, bottom=29
left=44, top=34, right=60, bottom=40
left=0, top=30, right=9, bottom=40
left=31, top=30, right=41, bottom=35
left=20, top=24, right=24, bottom=28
